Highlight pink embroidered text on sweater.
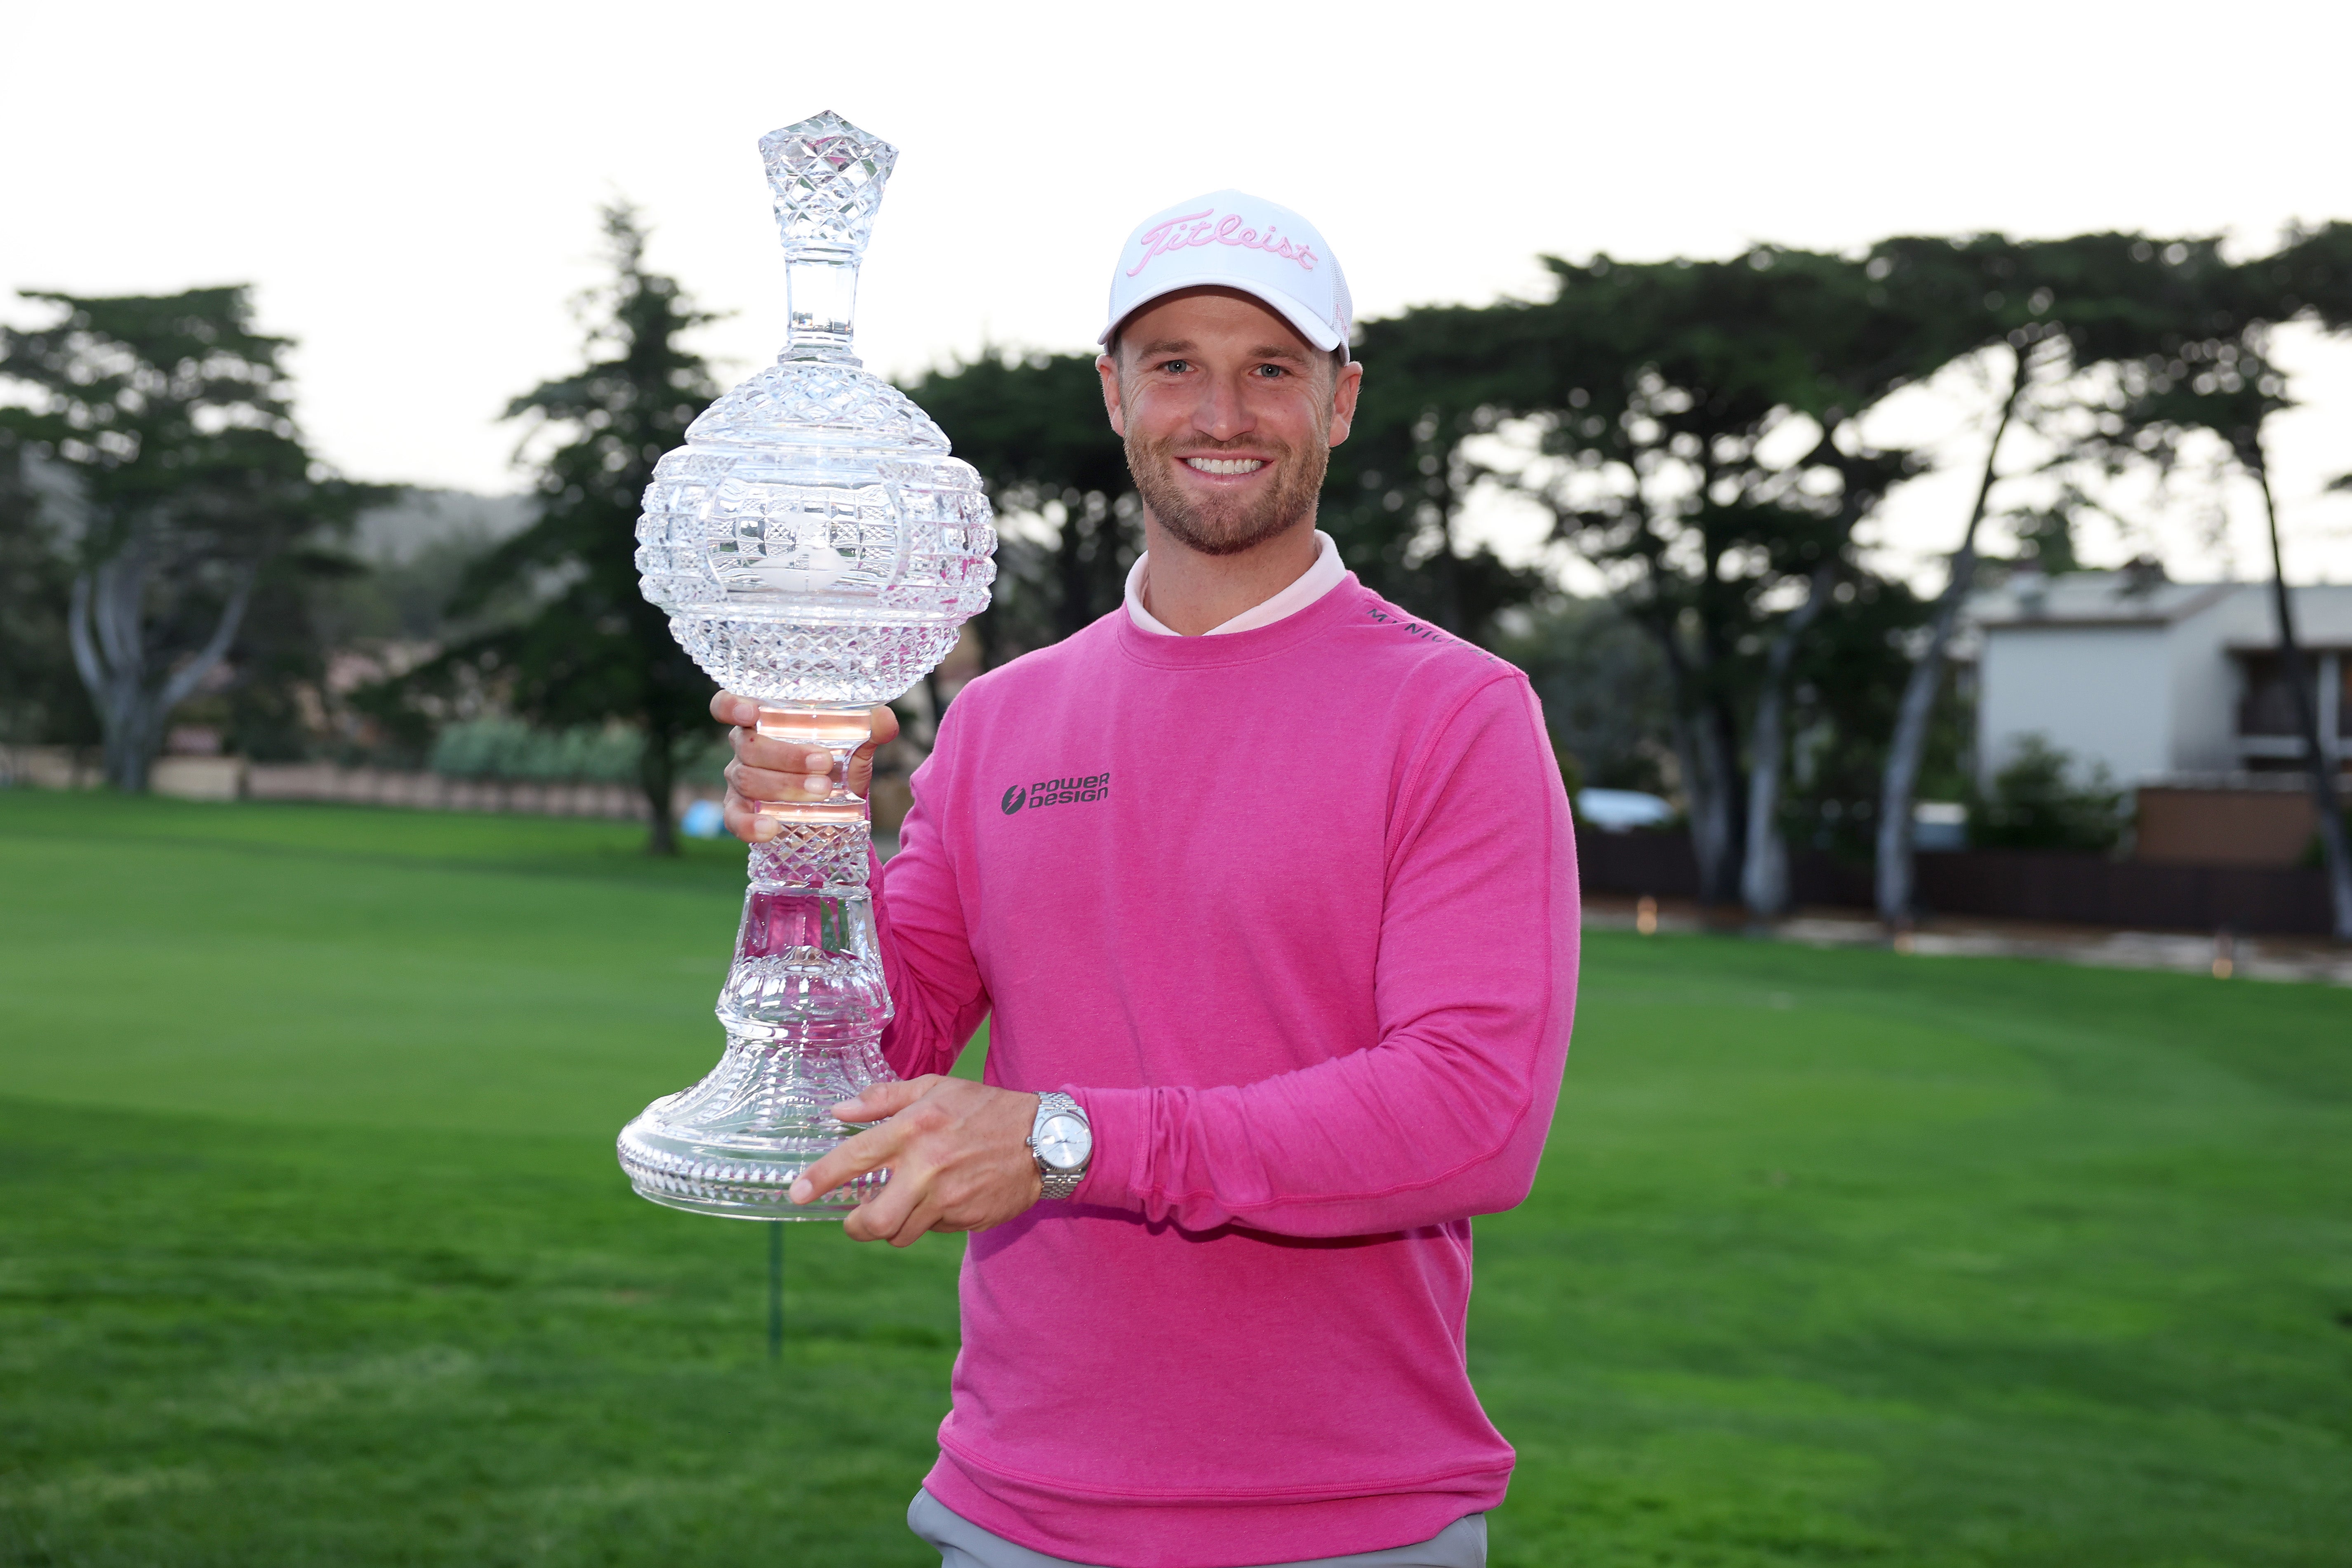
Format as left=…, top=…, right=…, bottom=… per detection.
left=872, top=577, right=1580, bottom=1568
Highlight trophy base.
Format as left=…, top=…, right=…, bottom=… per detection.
left=618, top=1112, right=888, bottom=1221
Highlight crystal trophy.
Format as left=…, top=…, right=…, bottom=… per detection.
left=617, top=111, right=996, bottom=1219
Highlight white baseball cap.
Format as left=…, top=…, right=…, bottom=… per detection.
left=1099, top=189, right=1354, bottom=356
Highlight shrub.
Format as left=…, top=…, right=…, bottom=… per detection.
left=1969, top=734, right=2127, bottom=852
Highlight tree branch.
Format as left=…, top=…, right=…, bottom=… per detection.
left=66, top=571, right=104, bottom=695
left=158, top=562, right=258, bottom=713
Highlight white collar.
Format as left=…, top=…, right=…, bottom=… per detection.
left=1124, top=530, right=1346, bottom=637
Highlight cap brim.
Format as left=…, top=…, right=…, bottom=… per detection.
left=1099, top=273, right=1346, bottom=355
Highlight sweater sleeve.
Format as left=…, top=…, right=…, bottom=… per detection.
left=872, top=703, right=992, bottom=1081
left=1071, top=675, right=1579, bottom=1237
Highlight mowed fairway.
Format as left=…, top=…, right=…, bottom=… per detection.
left=1, top=790, right=2347, bottom=1567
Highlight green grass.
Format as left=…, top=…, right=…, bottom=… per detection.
left=1, top=789, right=2347, bottom=1566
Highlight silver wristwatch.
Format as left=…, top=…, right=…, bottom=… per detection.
left=1026, top=1092, right=1092, bottom=1200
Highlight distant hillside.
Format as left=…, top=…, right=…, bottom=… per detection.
left=318, top=490, right=539, bottom=649
left=353, top=490, right=533, bottom=564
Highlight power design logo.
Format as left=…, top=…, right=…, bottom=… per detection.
left=1001, top=772, right=1111, bottom=816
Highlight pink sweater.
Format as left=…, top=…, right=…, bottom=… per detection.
left=873, top=577, right=1580, bottom=1568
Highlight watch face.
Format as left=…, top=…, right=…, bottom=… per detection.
left=1036, top=1112, right=1090, bottom=1172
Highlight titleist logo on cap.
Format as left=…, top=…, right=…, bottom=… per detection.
left=1126, top=208, right=1321, bottom=278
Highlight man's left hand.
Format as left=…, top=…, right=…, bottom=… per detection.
left=792, top=1076, right=1044, bottom=1245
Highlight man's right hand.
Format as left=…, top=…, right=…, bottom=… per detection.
left=712, top=690, right=902, bottom=843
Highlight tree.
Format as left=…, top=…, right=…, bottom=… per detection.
left=1471, top=249, right=1929, bottom=911
left=419, top=205, right=720, bottom=855
left=2089, top=226, right=2352, bottom=939
left=0, top=287, right=364, bottom=791
left=1872, top=232, right=2272, bottom=927
left=2245, top=224, right=2352, bottom=942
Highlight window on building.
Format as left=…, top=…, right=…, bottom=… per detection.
left=2236, top=653, right=2315, bottom=737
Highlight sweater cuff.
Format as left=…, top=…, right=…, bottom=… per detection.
left=1068, top=1086, right=1149, bottom=1212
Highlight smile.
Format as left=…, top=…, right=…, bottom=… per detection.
left=1182, top=457, right=1267, bottom=476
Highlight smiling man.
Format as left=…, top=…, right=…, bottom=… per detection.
left=711, top=191, right=1580, bottom=1568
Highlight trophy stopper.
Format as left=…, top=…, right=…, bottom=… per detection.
left=759, top=111, right=899, bottom=361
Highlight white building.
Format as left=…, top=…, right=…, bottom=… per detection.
left=1971, top=568, right=2352, bottom=784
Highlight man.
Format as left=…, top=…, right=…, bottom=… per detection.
left=713, top=191, right=1578, bottom=1568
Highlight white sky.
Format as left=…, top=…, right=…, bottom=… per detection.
left=5, top=0, right=2350, bottom=588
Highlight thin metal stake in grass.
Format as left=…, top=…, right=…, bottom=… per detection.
left=767, top=1224, right=783, bottom=1362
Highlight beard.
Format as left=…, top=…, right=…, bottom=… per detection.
left=1125, top=424, right=1330, bottom=558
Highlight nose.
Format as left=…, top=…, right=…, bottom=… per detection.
left=1190, top=368, right=1254, bottom=442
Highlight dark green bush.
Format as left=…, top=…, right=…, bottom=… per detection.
left=1968, top=733, right=2127, bottom=852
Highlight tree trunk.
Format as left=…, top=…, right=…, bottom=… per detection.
left=1670, top=713, right=1741, bottom=908
left=1650, top=614, right=1742, bottom=908
left=2246, top=444, right=2352, bottom=941
left=1691, top=693, right=1745, bottom=907
left=1877, top=348, right=2025, bottom=926
left=71, top=556, right=149, bottom=790
left=68, top=543, right=254, bottom=794
left=639, top=724, right=679, bottom=857
left=1666, top=711, right=1717, bottom=890
left=1742, top=562, right=1835, bottom=919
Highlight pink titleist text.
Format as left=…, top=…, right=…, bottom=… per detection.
left=1127, top=210, right=1320, bottom=278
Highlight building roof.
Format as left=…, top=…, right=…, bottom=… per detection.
left=1969, top=569, right=2237, bottom=630
left=1959, top=569, right=2352, bottom=648
left=2222, top=586, right=2352, bottom=651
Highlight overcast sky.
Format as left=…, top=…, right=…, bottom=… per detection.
left=6, top=0, right=2350, bottom=585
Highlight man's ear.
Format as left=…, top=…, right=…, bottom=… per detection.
left=1325, top=359, right=1364, bottom=448
left=1096, top=353, right=1127, bottom=438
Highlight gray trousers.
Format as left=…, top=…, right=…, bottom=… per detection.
left=908, top=1489, right=1487, bottom=1568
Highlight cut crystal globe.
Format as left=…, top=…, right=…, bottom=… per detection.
left=616, top=110, right=996, bottom=1220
